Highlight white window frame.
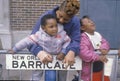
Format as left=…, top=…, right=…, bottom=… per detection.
left=0, top=0, right=12, bottom=49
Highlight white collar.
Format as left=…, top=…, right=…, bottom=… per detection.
left=85, top=31, right=102, bottom=49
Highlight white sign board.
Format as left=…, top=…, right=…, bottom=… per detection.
left=104, top=58, right=114, bottom=76
left=6, top=54, right=82, bottom=70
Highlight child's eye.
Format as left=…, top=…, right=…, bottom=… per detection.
left=50, top=26, right=54, bottom=28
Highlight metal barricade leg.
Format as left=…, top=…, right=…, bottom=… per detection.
left=20, top=70, right=22, bottom=80
left=0, top=64, right=3, bottom=80
left=102, top=65, right=104, bottom=81
left=56, top=70, right=58, bottom=81
left=7, top=69, right=9, bottom=80
left=91, top=63, right=93, bottom=81
left=31, top=70, right=44, bottom=81
left=78, top=71, right=81, bottom=81
left=58, top=70, right=67, bottom=81
left=114, top=56, right=118, bottom=81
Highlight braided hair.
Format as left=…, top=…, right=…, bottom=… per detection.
left=59, top=0, right=80, bottom=17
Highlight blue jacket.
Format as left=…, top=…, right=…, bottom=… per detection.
left=29, top=6, right=80, bottom=56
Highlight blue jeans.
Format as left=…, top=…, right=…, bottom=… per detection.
left=45, top=70, right=67, bottom=81
left=31, top=70, right=67, bottom=81
left=45, top=70, right=56, bottom=81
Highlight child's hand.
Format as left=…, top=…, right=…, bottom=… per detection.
left=99, top=49, right=109, bottom=55
left=99, top=55, right=108, bottom=63
left=37, top=51, right=53, bottom=64
left=7, top=49, right=15, bottom=54
left=56, top=53, right=65, bottom=61
left=63, top=51, right=75, bottom=69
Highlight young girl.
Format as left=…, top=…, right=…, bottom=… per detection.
left=79, top=16, right=110, bottom=81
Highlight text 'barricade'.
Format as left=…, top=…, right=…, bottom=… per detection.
left=6, top=54, right=82, bottom=70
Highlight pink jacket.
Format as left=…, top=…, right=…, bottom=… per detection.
left=79, top=32, right=110, bottom=81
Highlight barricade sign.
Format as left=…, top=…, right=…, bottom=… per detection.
left=6, top=54, right=82, bottom=70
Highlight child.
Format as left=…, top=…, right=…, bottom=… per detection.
left=79, top=16, right=110, bottom=81
left=28, top=0, right=80, bottom=81
left=8, top=14, right=71, bottom=81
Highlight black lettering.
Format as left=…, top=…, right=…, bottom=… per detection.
left=12, top=56, right=24, bottom=60
left=36, top=61, right=42, bottom=68
left=21, top=56, right=24, bottom=60
left=47, top=62, right=52, bottom=68
left=20, top=61, right=27, bottom=68
left=28, top=61, right=34, bottom=68
left=27, top=56, right=30, bottom=60
left=12, top=56, right=17, bottom=60
left=70, top=65, right=75, bottom=69
left=12, top=61, right=18, bottom=68
left=31, top=56, right=35, bottom=60
left=54, top=62, right=61, bottom=69
left=43, top=63, right=46, bottom=68
left=62, top=63, right=65, bottom=69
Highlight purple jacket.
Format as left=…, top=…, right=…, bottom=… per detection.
left=12, top=25, right=70, bottom=54
left=79, top=32, right=110, bottom=81
left=29, top=6, right=80, bottom=56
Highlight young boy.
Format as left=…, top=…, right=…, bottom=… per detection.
left=28, top=0, right=80, bottom=81
left=79, top=16, right=110, bottom=81
left=8, top=14, right=71, bottom=81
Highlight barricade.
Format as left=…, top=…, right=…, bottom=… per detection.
left=0, top=50, right=82, bottom=81
left=0, top=50, right=119, bottom=81
left=91, top=50, right=119, bottom=81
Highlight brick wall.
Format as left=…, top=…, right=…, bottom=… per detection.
left=9, top=0, right=64, bottom=31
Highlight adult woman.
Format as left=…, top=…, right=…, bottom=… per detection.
left=29, top=0, right=80, bottom=81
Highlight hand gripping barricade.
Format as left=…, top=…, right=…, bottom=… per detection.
left=0, top=50, right=82, bottom=81
left=0, top=50, right=120, bottom=81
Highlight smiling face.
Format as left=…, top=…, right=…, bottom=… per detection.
left=81, top=17, right=96, bottom=35
left=56, top=0, right=80, bottom=24
left=56, top=10, right=71, bottom=24
left=43, top=18, right=58, bottom=36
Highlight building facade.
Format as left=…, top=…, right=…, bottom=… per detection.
left=0, top=0, right=65, bottom=49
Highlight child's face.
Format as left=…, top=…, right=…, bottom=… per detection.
left=81, top=18, right=96, bottom=34
left=43, top=19, right=58, bottom=36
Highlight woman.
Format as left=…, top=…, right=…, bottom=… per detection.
left=28, top=0, right=80, bottom=81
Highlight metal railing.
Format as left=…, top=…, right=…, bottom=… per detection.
left=0, top=50, right=119, bottom=81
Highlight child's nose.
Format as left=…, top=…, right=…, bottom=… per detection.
left=53, top=27, right=57, bottom=31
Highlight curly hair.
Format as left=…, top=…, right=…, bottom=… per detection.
left=59, top=0, right=80, bottom=17
left=41, top=14, right=56, bottom=27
